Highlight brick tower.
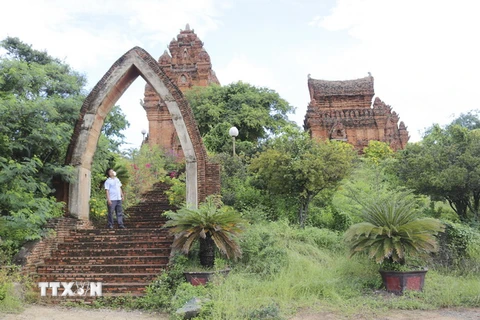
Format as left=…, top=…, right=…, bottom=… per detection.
left=141, top=24, right=220, bottom=155
left=304, top=75, right=409, bottom=151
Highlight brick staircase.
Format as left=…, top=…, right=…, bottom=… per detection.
left=34, top=182, right=176, bottom=301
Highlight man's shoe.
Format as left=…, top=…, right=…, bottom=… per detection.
left=119, top=225, right=126, bottom=229
left=108, top=225, right=114, bottom=229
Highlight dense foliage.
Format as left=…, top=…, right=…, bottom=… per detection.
left=0, top=37, right=129, bottom=260
left=249, top=127, right=356, bottom=227
left=396, top=123, right=480, bottom=222
left=0, top=38, right=87, bottom=259
left=184, top=82, right=295, bottom=155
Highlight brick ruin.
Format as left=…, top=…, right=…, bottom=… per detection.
left=65, top=46, right=220, bottom=220
left=304, top=75, right=409, bottom=151
left=141, top=24, right=220, bottom=155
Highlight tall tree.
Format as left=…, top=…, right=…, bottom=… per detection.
left=0, top=37, right=87, bottom=251
left=249, top=127, right=356, bottom=227
left=0, top=38, right=129, bottom=257
left=396, top=122, right=480, bottom=222
left=184, top=82, right=296, bottom=154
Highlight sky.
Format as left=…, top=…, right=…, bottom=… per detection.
left=1, top=0, right=479, bottom=149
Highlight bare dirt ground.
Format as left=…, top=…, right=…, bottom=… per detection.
left=291, top=308, right=480, bottom=320
left=0, top=305, right=168, bottom=320
left=1, top=305, right=479, bottom=320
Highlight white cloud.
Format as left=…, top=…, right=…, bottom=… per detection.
left=0, top=0, right=229, bottom=147
left=311, top=0, right=480, bottom=141
left=216, top=54, right=277, bottom=88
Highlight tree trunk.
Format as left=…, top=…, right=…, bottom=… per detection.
left=448, top=198, right=469, bottom=222
left=199, top=233, right=215, bottom=268
left=298, top=194, right=313, bottom=229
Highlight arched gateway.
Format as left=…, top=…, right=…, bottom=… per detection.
left=64, top=47, right=220, bottom=220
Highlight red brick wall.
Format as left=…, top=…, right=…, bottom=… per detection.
left=21, top=218, right=93, bottom=275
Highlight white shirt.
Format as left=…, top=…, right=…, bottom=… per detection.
left=105, top=177, right=122, bottom=201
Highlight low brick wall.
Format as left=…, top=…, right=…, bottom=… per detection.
left=21, top=217, right=93, bottom=275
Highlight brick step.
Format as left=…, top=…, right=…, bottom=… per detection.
left=126, top=205, right=173, bottom=210
left=57, top=241, right=172, bottom=250
left=124, top=214, right=169, bottom=219
left=135, top=198, right=170, bottom=202
left=123, top=219, right=169, bottom=224
left=37, top=264, right=166, bottom=274
left=124, top=216, right=168, bottom=221
left=63, top=234, right=172, bottom=242
left=71, top=228, right=167, bottom=235
left=122, top=222, right=169, bottom=228
left=125, top=210, right=171, bottom=216
left=125, top=212, right=170, bottom=218
left=44, top=255, right=170, bottom=265
left=36, top=273, right=158, bottom=283
left=51, top=247, right=171, bottom=257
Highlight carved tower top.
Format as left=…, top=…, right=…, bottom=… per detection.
left=304, top=74, right=409, bottom=151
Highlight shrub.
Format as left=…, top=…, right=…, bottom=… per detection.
left=135, top=255, right=188, bottom=311
left=434, top=221, right=480, bottom=273
left=237, top=223, right=288, bottom=275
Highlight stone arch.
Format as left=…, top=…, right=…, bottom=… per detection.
left=64, top=47, right=219, bottom=220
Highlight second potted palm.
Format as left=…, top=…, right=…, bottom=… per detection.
left=344, top=191, right=444, bottom=294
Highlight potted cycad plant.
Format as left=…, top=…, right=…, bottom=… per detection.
left=164, top=196, right=245, bottom=285
left=344, top=191, right=444, bottom=294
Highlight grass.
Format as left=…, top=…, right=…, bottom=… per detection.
left=0, top=266, right=35, bottom=314
left=187, top=221, right=480, bottom=319
left=2, top=221, right=479, bottom=318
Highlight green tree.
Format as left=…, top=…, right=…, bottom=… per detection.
left=450, top=110, right=480, bottom=130
left=184, top=82, right=296, bottom=154
left=363, top=140, right=394, bottom=165
left=0, top=37, right=86, bottom=221
left=249, top=127, right=356, bottom=228
left=0, top=37, right=129, bottom=258
left=396, top=123, right=480, bottom=222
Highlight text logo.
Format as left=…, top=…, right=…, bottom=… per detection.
left=38, top=282, right=102, bottom=297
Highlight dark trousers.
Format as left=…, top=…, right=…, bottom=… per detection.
left=107, top=200, right=124, bottom=227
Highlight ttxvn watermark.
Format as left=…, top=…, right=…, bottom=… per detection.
left=38, top=281, right=102, bottom=297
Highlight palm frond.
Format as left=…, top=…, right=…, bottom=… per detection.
left=164, top=196, right=246, bottom=260
left=345, top=192, right=445, bottom=266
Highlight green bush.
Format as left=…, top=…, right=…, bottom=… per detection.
left=135, top=255, right=188, bottom=311
left=0, top=265, right=34, bottom=313
left=434, top=221, right=480, bottom=273
left=164, top=175, right=186, bottom=206
left=237, top=223, right=288, bottom=275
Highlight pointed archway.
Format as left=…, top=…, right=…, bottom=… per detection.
left=64, top=47, right=220, bottom=220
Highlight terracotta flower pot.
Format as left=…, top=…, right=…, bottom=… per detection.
left=184, top=269, right=230, bottom=286
left=379, top=269, right=428, bottom=294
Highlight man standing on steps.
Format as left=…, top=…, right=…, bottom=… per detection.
left=105, top=168, right=126, bottom=229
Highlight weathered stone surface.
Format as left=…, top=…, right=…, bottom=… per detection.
left=176, top=297, right=209, bottom=319
left=304, top=75, right=409, bottom=152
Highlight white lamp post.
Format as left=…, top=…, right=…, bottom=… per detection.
left=141, top=129, right=147, bottom=142
left=229, top=126, right=239, bottom=156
